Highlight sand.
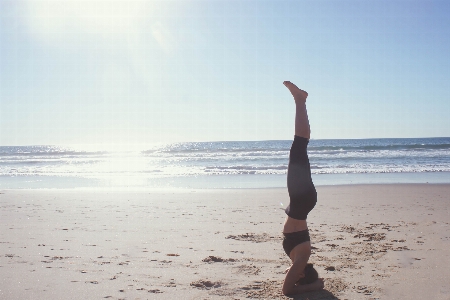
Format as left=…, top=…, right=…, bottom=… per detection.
left=1, top=184, right=449, bottom=299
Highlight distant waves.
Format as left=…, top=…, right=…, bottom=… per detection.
left=1, top=137, right=450, bottom=188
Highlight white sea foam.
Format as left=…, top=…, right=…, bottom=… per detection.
left=1, top=138, right=450, bottom=188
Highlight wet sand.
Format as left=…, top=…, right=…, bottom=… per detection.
left=1, top=184, right=449, bottom=299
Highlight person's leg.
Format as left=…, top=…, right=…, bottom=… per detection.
left=283, top=81, right=314, bottom=228
left=283, top=81, right=310, bottom=139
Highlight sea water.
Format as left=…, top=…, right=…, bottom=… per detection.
left=1, top=137, right=449, bottom=189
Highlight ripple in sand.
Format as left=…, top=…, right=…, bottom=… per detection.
left=226, top=232, right=279, bottom=243
left=202, top=255, right=238, bottom=263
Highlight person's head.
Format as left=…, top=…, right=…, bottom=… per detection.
left=297, top=263, right=318, bottom=285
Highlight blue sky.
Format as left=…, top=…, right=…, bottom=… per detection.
left=1, top=0, right=449, bottom=146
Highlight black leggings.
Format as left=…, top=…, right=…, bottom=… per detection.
left=284, top=136, right=317, bottom=220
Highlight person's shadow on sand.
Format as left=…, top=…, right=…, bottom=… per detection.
left=288, top=289, right=339, bottom=300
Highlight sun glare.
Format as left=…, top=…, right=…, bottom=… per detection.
left=24, top=0, right=149, bottom=43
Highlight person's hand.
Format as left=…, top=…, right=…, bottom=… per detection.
left=310, top=278, right=325, bottom=290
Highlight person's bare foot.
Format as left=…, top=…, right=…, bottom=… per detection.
left=283, top=81, right=308, bottom=103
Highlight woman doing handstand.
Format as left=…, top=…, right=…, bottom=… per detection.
left=281, top=81, right=324, bottom=296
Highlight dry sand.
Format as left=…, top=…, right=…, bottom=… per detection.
left=1, top=184, right=449, bottom=299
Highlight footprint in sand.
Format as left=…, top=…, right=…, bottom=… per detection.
left=235, top=264, right=261, bottom=275
left=190, top=280, right=222, bottom=289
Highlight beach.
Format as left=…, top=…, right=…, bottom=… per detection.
left=1, top=184, right=449, bottom=299
left=3, top=0, right=450, bottom=299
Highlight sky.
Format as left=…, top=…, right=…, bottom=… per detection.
left=1, top=0, right=449, bottom=146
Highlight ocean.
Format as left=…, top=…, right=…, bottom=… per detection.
left=1, top=137, right=449, bottom=189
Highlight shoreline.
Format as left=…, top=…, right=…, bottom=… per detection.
left=1, top=184, right=449, bottom=299
left=2, top=181, right=450, bottom=193
left=1, top=171, right=450, bottom=190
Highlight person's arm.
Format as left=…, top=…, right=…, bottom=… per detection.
left=282, top=256, right=309, bottom=295
left=284, top=278, right=325, bottom=296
